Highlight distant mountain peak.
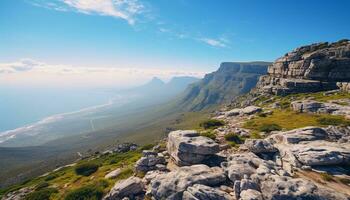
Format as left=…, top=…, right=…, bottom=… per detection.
left=149, top=77, right=165, bottom=85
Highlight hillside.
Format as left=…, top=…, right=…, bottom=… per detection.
left=177, top=62, right=270, bottom=111
left=2, top=41, right=350, bottom=200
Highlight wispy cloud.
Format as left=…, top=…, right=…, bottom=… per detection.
left=30, top=0, right=146, bottom=25
left=0, top=59, right=206, bottom=87
left=199, top=37, right=229, bottom=48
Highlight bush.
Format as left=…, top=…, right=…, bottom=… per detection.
left=25, top=188, right=58, bottom=200
left=200, top=131, right=216, bottom=140
left=317, top=117, right=350, bottom=126
left=224, top=133, right=244, bottom=144
left=75, top=162, right=99, bottom=176
left=64, top=185, right=103, bottom=200
left=200, top=119, right=225, bottom=129
left=339, top=178, right=350, bottom=185
left=258, top=123, right=282, bottom=133
left=320, top=172, right=333, bottom=182
left=44, top=174, right=59, bottom=181
left=34, top=182, right=49, bottom=191
left=140, top=144, right=155, bottom=151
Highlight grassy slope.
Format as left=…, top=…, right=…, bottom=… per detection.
left=243, top=91, right=350, bottom=133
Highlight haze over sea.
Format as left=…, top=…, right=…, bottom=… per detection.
left=0, top=86, right=118, bottom=132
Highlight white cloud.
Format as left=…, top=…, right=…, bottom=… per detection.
left=199, top=38, right=228, bottom=48
left=0, top=59, right=206, bottom=88
left=30, top=0, right=146, bottom=25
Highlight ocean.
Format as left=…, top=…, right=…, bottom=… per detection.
left=0, top=86, right=117, bottom=133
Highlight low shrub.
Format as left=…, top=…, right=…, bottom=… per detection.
left=34, top=182, right=49, bottom=191
left=224, top=133, right=244, bottom=144
left=320, top=172, right=333, bottom=182
left=75, top=162, right=99, bottom=176
left=44, top=174, right=59, bottom=181
left=317, top=117, right=350, bottom=126
left=25, top=188, right=58, bottom=200
left=338, top=178, right=350, bottom=185
left=64, top=185, right=103, bottom=200
left=258, top=123, right=282, bottom=133
left=200, top=131, right=216, bottom=140
left=140, top=144, right=155, bottom=151
left=200, top=119, right=225, bottom=129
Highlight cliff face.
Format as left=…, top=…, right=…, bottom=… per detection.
left=256, top=39, right=350, bottom=95
left=178, top=62, right=270, bottom=111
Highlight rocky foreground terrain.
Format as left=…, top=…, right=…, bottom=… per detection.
left=2, top=40, right=350, bottom=200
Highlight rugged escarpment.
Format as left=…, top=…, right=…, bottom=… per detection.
left=178, top=62, right=270, bottom=111
left=256, top=39, right=350, bottom=95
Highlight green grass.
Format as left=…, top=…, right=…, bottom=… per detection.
left=75, top=163, right=100, bottom=177
left=224, top=133, right=244, bottom=147
left=320, top=172, right=334, bottom=182
left=0, top=150, right=142, bottom=200
left=25, top=188, right=58, bottom=200
left=199, top=119, right=225, bottom=129
left=338, top=178, right=350, bottom=185
left=258, top=123, right=282, bottom=133
left=64, top=184, right=104, bottom=200
left=199, top=130, right=217, bottom=140
left=243, top=109, right=350, bottom=133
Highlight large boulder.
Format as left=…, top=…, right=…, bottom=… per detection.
left=150, top=164, right=226, bottom=200
left=105, top=168, right=121, bottom=179
left=104, top=177, right=144, bottom=200
left=244, top=139, right=277, bottom=154
left=167, top=130, right=220, bottom=166
left=182, top=184, right=232, bottom=200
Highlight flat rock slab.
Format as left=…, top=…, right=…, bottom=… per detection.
left=104, top=176, right=144, bottom=200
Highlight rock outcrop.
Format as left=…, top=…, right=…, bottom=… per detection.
left=149, top=164, right=227, bottom=199
left=103, top=177, right=144, bottom=200
left=256, top=39, right=350, bottom=95
left=167, top=130, right=220, bottom=166
left=135, top=150, right=166, bottom=173
left=291, top=99, right=350, bottom=118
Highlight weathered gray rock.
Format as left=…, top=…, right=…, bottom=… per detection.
left=241, top=106, right=262, bottom=115
left=260, top=175, right=349, bottom=200
left=240, top=189, right=263, bottom=200
left=268, top=127, right=328, bottom=144
left=256, top=40, right=350, bottom=95
left=221, top=153, right=262, bottom=182
left=104, top=177, right=144, bottom=200
left=291, top=100, right=350, bottom=117
left=105, top=168, right=122, bottom=179
left=150, top=164, right=226, bottom=200
left=225, top=108, right=241, bottom=117
left=244, top=139, right=277, bottom=154
left=289, top=141, right=350, bottom=166
left=1, top=187, right=33, bottom=200
left=337, top=82, right=350, bottom=92
left=182, top=184, right=232, bottom=200
left=135, top=151, right=166, bottom=173
left=167, top=130, right=220, bottom=166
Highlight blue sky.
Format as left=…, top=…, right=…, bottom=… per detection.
left=0, top=0, right=350, bottom=87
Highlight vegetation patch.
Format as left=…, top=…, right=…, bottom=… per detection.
left=75, top=162, right=99, bottom=177
left=34, top=182, right=49, bottom=191
left=258, top=123, right=282, bottom=133
left=199, top=131, right=216, bottom=140
left=224, top=133, right=244, bottom=146
left=317, top=116, right=350, bottom=126
left=25, top=188, right=58, bottom=200
left=338, top=178, right=350, bottom=185
left=200, top=119, right=225, bottom=129
left=320, top=172, right=333, bottom=182
left=64, top=185, right=103, bottom=200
